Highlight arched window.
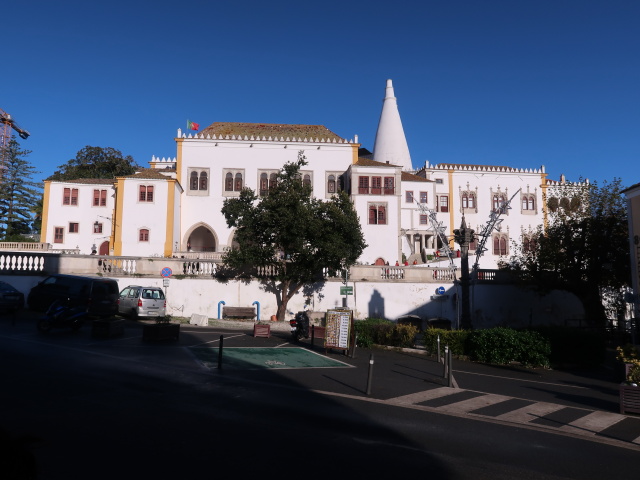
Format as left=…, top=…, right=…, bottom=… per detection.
left=328, top=175, right=336, bottom=193
left=493, top=234, right=508, bottom=255
left=225, top=173, right=234, bottom=191
left=260, top=173, right=268, bottom=196
left=199, top=171, right=208, bottom=190
left=303, top=174, right=311, bottom=188
left=234, top=173, right=243, bottom=191
left=269, top=173, right=278, bottom=190
left=190, top=171, right=199, bottom=190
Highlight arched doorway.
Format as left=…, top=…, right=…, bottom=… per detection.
left=98, top=241, right=109, bottom=255
left=187, top=226, right=216, bottom=252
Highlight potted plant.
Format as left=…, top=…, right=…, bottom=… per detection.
left=617, top=344, right=640, bottom=415
left=616, top=344, right=640, bottom=380
left=142, top=315, right=180, bottom=341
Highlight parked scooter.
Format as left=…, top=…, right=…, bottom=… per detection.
left=37, top=298, right=89, bottom=333
left=289, top=310, right=310, bottom=341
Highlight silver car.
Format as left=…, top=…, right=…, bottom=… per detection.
left=118, top=286, right=166, bottom=319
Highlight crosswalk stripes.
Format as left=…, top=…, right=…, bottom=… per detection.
left=386, top=386, right=640, bottom=447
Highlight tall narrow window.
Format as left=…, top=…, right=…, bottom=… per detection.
left=439, top=195, right=449, bottom=212
left=358, top=177, right=369, bottom=194
left=303, top=174, right=311, bottom=188
left=199, top=171, right=208, bottom=190
left=54, top=227, right=64, bottom=243
left=328, top=175, right=336, bottom=193
left=190, top=171, right=199, bottom=190
left=234, top=173, right=243, bottom=191
left=70, top=189, right=78, bottom=205
left=225, top=173, right=234, bottom=191
left=371, top=177, right=381, bottom=195
left=269, top=173, right=278, bottom=190
left=139, top=229, right=149, bottom=242
left=420, top=192, right=428, bottom=204
left=63, top=188, right=71, bottom=205
left=259, top=173, right=268, bottom=196
left=384, top=177, right=394, bottom=195
left=406, top=191, right=414, bottom=203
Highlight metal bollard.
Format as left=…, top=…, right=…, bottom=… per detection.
left=218, top=335, right=223, bottom=370
left=443, top=345, right=449, bottom=380
left=366, top=353, right=374, bottom=395
left=437, top=335, right=441, bottom=363
left=447, top=347, right=453, bottom=388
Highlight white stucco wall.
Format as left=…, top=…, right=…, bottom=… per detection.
left=178, top=139, right=356, bottom=254
left=44, top=181, right=115, bottom=254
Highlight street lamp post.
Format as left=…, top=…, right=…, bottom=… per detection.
left=454, top=216, right=475, bottom=330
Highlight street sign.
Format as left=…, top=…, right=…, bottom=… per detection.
left=163, top=278, right=170, bottom=287
left=436, top=286, right=446, bottom=295
left=161, top=267, right=172, bottom=278
left=340, top=286, right=353, bottom=295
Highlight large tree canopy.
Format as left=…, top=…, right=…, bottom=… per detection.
left=501, top=178, right=630, bottom=326
left=220, top=152, right=366, bottom=321
left=0, top=138, right=42, bottom=239
left=47, top=146, right=140, bottom=180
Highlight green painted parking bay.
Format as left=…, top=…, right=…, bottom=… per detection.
left=190, top=347, right=354, bottom=370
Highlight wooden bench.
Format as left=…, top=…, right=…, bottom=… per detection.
left=222, top=306, right=256, bottom=319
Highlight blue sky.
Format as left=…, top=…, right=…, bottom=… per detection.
left=4, top=0, right=639, bottom=188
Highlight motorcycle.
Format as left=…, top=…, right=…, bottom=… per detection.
left=289, top=311, right=310, bottom=341
left=37, top=298, right=89, bottom=333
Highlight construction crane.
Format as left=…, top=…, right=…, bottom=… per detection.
left=1, top=107, right=30, bottom=180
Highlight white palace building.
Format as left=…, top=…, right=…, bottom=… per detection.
left=40, top=80, right=580, bottom=270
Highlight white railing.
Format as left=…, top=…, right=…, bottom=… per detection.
left=0, top=254, right=46, bottom=272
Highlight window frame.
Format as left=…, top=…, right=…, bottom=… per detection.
left=368, top=202, right=388, bottom=225
left=139, top=228, right=150, bottom=242
left=406, top=191, right=414, bottom=203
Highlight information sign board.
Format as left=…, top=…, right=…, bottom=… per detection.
left=325, top=308, right=353, bottom=350
left=340, top=286, right=353, bottom=295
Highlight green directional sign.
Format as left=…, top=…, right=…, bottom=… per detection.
left=340, top=286, right=353, bottom=295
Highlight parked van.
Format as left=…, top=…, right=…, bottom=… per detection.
left=27, top=274, right=119, bottom=317
left=117, top=286, right=166, bottom=319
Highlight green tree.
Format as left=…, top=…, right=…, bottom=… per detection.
left=0, top=138, right=42, bottom=239
left=47, top=146, right=140, bottom=180
left=501, top=178, right=630, bottom=326
left=220, top=152, right=366, bottom=321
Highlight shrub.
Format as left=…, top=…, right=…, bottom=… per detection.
left=422, top=328, right=469, bottom=357
left=466, top=327, right=550, bottom=367
left=353, top=318, right=418, bottom=348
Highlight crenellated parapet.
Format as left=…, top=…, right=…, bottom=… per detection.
left=422, top=162, right=547, bottom=175
left=175, top=127, right=356, bottom=144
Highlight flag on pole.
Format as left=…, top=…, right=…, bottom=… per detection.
left=187, top=120, right=200, bottom=131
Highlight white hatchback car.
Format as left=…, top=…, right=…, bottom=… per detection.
left=118, top=286, right=166, bottom=319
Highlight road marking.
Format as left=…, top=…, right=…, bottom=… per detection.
left=559, top=411, right=625, bottom=436
left=495, top=402, right=565, bottom=423
left=389, top=387, right=453, bottom=405
left=439, top=393, right=513, bottom=414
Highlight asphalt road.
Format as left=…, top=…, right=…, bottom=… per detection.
left=1, top=311, right=638, bottom=479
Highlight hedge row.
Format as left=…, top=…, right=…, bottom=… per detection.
left=355, top=319, right=606, bottom=368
